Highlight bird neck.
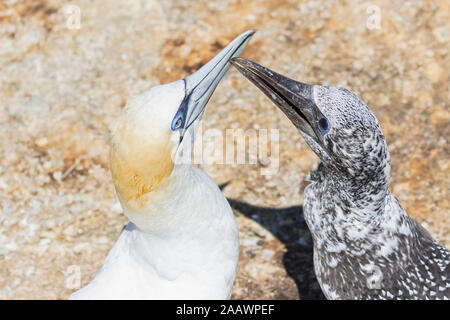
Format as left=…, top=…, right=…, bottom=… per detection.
left=317, top=161, right=390, bottom=218
left=117, top=164, right=182, bottom=233
left=118, top=164, right=224, bottom=236
left=319, top=128, right=392, bottom=217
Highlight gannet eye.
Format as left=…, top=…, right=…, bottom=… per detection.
left=318, top=117, right=330, bottom=132
left=171, top=113, right=184, bottom=131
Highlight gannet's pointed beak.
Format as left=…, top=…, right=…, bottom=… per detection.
left=230, top=57, right=329, bottom=145
left=171, top=30, right=255, bottom=140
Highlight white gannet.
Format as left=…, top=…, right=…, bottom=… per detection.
left=70, top=31, right=254, bottom=300
left=231, top=57, right=449, bottom=300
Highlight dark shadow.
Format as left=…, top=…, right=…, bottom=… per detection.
left=226, top=197, right=325, bottom=300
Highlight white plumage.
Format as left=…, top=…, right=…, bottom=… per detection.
left=71, top=166, right=238, bottom=299
left=70, top=31, right=254, bottom=299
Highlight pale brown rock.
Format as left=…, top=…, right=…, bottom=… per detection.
left=0, top=0, right=448, bottom=300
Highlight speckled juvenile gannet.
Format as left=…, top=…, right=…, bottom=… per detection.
left=70, top=31, right=254, bottom=300
left=231, top=58, right=450, bottom=300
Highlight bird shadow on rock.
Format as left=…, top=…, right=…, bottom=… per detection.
left=220, top=187, right=325, bottom=300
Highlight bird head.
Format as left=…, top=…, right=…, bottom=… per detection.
left=231, top=58, right=390, bottom=184
left=110, top=31, right=254, bottom=213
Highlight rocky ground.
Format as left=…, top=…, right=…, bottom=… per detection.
left=0, top=0, right=448, bottom=299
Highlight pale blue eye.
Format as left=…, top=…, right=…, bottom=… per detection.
left=171, top=113, right=184, bottom=131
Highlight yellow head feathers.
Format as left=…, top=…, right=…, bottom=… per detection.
left=110, top=127, right=175, bottom=210
left=109, top=82, right=184, bottom=211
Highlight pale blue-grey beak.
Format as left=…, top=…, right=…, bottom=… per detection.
left=171, top=30, right=255, bottom=140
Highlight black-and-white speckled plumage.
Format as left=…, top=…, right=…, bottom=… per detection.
left=302, top=86, right=450, bottom=300
left=230, top=58, right=450, bottom=300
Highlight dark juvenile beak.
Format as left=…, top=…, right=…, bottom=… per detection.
left=230, top=57, right=328, bottom=145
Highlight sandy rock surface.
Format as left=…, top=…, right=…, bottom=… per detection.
left=0, top=0, right=448, bottom=299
